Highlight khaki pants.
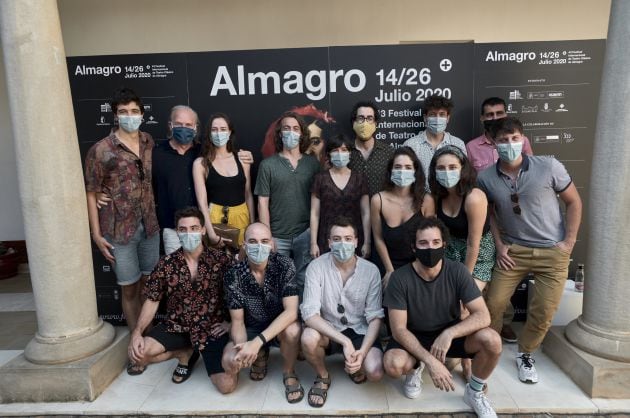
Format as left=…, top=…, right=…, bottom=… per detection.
left=486, top=243, right=570, bottom=353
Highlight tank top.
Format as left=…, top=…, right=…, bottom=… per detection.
left=436, top=191, right=490, bottom=240
left=205, top=155, right=246, bottom=206
left=379, top=193, right=422, bottom=270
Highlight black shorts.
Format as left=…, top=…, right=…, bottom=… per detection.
left=246, top=326, right=280, bottom=349
left=146, top=323, right=229, bottom=375
left=386, top=332, right=475, bottom=359
left=325, top=328, right=383, bottom=356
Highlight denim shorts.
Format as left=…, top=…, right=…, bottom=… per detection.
left=107, top=222, right=159, bottom=286
left=162, top=227, right=181, bottom=256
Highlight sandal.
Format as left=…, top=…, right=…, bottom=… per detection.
left=282, top=372, right=304, bottom=403
left=308, top=375, right=331, bottom=408
left=249, top=347, right=269, bottom=381
left=348, top=370, right=367, bottom=384
left=171, top=350, right=200, bottom=384
left=126, top=362, right=146, bottom=376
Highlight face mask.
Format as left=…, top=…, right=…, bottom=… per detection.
left=118, top=115, right=142, bottom=133
left=330, top=151, right=350, bottom=168
left=496, top=142, right=523, bottom=162
left=415, top=246, right=444, bottom=268
left=426, top=116, right=448, bottom=134
left=245, top=243, right=272, bottom=264
left=330, top=241, right=356, bottom=263
left=178, top=232, right=202, bottom=252
left=436, top=169, right=461, bottom=188
left=353, top=121, right=376, bottom=140
left=172, top=126, right=196, bottom=145
left=211, top=131, right=230, bottom=147
left=391, top=169, right=416, bottom=187
left=483, top=118, right=502, bottom=133
left=281, top=130, right=301, bottom=150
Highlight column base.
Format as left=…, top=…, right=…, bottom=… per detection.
left=544, top=325, right=630, bottom=398
left=0, top=327, right=129, bottom=403
left=565, top=316, right=630, bottom=362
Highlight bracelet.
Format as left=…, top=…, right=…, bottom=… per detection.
left=257, top=333, right=267, bottom=345
left=213, top=235, right=222, bottom=245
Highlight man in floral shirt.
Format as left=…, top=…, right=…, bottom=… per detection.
left=127, top=207, right=234, bottom=392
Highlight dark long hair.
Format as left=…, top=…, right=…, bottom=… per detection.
left=274, top=111, right=309, bottom=153
left=201, top=113, right=236, bottom=168
left=383, top=146, right=426, bottom=212
left=428, top=145, right=476, bottom=199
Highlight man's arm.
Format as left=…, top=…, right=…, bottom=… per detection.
left=229, top=308, right=248, bottom=345
left=86, top=191, right=115, bottom=262
left=557, top=183, right=582, bottom=253
left=488, top=205, right=515, bottom=270
left=128, top=299, right=160, bottom=364
left=258, top=196, right=270, bottom=227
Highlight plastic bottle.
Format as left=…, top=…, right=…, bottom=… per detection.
left=574, top=264, right=585, bottom=292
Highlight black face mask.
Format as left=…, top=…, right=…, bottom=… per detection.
left=483, top=117, right=507, bottom=135
left=414, top=247, right=444, bottom=268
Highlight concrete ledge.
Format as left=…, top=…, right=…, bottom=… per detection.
left=544, top=326, right=630, bottom=398
left=0, top=327, right=129, bottom=403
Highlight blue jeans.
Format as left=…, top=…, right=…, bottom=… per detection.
left=274, top=228, right=312, bottom=300
left=106, top=222, right=159, bottom=286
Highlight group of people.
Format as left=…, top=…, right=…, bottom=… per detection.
left=84, top=87, right=582, bottom=418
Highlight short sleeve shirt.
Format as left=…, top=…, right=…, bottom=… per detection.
left=348, top=140, right=394, bottom=196
left=224, top=253, right=299, bottom=330
left=477, top=155, right=572, bottom=247
left=383, top=259, right=480, bottom=335
left=144, top=246, right=232, bottom=350
left=84, top=132, right=159, bottom=244
left=254, top=153, right=320, bottom=239
left=403, top=131, right=467, bottom=186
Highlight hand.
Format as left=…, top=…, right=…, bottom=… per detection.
left=208, top=232, right=230, bottom=249
left=210, top=321, right=230, bottom=338
left=342, top=341, right=359, bottom=370
left=430, top=329, right=453, bottom=364
left=128, top=333, right=144, bottom=364
left=555, top=239, right=574, bottom=255
left=233, top=339, right=262, bottom=367
left=237, top=149, right=254, bottom=165
left=344, top=350, right=364, bottom=375
left=426, top=358, right=455, bottom=392
left=95, top=192, right=112, bottom=209
left=361, top=243, right=371, bottom=259
left=382, top=270, right=394, bottom=289
left=310, top=243, right=320, bottom=259
left=93, top=235, right=115, bottom=263
left=495, top=241, right=516, bottom=270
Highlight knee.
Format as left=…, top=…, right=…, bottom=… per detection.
left=365, top=362, right=384, bottom=382
left=301, top=328, right=321, bottom=353
left=383, top=351, right=407, bottom=378
left=478, top=328, right=502, bottom=356
left=280, top=321, right=302, bottom=343
left=213, top=374, right=238, bottom=394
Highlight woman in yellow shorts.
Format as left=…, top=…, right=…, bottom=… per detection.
left=193, top=113, right=254, bottom=247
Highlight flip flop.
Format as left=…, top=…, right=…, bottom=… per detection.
left=172, top=350, right=200, bottom=384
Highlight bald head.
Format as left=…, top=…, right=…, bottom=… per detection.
left=244, top=222, right=272, bottom=243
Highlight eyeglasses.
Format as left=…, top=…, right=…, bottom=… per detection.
left=355, top=115, right=375, bottom=123
left=221, top=206, right=229, bottom=224
left=134, top=159, right=145, bottom=182
left=337, top=304, right=348, bottom=326
left=510, top=193, right=521, bottom=215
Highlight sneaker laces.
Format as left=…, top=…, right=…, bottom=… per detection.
left=519, top=354, right=535, bottom=370
left=472, top=390, right=495, bottom=415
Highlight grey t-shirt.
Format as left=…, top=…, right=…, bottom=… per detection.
left=254, top=153, right=320, bottom=239
left=477, top=155, right=572, bottom=247
left=383, top=259, right=481, bottom=335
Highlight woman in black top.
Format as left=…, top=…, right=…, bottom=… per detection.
left=193, top=113, right=254, bottom=246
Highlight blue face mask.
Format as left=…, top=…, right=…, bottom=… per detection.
left=211, top=131, right=230, bottom=147
left=436, top=169, right=461, bottom=188
left=178, top=232, right=202, bottom=252
left=330, top=241, right=356, bottom=263
left=245, top=243, right=272, bottom=264
left=426, top=116, right=448, bottom=134
left=391, top=169, right=416, bottom=187
left=172, top=126, right=196, bottom=144
left=118, top=115, right=142, bottom=133
left=281, top=131, right=301, bottom=150
left=330, top=151, right=350, bottom=168
left=496, top=142, right=523, bottom=162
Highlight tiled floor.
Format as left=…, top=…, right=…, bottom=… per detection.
left=1, top=271, right=629, bottom=416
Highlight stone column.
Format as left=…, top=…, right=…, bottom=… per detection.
left=0, top=0, right=114, bottom=364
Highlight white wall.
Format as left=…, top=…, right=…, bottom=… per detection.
left=0, top=0, right=611, bottom=240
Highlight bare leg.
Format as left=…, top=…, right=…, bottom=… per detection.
left=121, top=281, right=142, bottom=331
left=362, top=347, right=384, bottom=382
left=383, top=348, right=416, bottom=378
left=301, top=327, right=330, bottom=406
left=278, top=321, right=303, bottom=402
left=464, top=328, right=502, bottom=380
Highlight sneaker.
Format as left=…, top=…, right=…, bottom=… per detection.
left=464, top=383, right=497, bottom=418
left=500, top=325, right=518, bottom=343
left=516, top=353, right=539, bottom=383
left=403, top=362, right=424, bottom=399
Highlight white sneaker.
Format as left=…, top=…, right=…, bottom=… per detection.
left=464, top=383, right=497, bottom=418
left=516, top=353, right=539, bottom=383
left=403, top=362, right=424, bottom=399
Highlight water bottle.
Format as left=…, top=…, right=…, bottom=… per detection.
left=574, top=264, right=585, bottom=292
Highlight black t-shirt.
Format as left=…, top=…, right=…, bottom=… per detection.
left=383, top=259, right=481, bottom=335
left=152, top=141, right=200, bottom=228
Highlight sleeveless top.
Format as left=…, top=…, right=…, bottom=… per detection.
left=379, top=193, right=422, bottom=270
left=205, top=155, right=246, bottom=206
left=436, top=191, right=490, bottom=240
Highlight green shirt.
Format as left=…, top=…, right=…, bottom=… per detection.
left=254, top=153, right=320, bottom=239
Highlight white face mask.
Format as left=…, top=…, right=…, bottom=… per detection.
left=178, top=232, right=202, bottom=252
left=118, top=115, right=142, bottom=133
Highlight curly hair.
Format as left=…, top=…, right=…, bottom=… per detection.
left=428, top=145, right=477, bottom=199
left=383, top=146, right=427, bottom=212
